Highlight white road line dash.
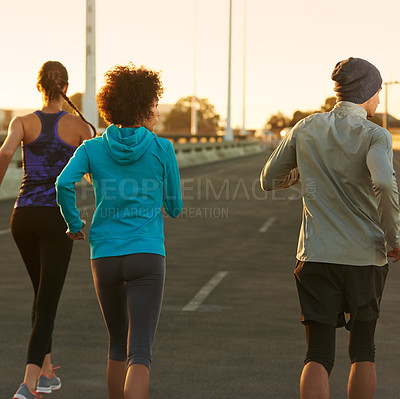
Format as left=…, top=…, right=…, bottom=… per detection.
left=259, top=217, right=276, bottom=233
left=182, top=271, right=229, bottom=312
left=0, top=228, right=11, bottom=235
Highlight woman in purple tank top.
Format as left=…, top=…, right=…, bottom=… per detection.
left=0, top=61, right=94, bottom=399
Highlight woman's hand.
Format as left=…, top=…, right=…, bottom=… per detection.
left=66, top=220, right=86, bottom=240
left=66, top=230, right=85, bottom=240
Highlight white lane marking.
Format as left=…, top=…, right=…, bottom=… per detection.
left=0, top=228, right=11, bottom=235
left=182, top=271, right=229, bottom=312
left=259, top=217, right=276, bottom=233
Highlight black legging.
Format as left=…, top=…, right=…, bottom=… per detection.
left=11, top=206, right=73, bottom=367
left=304, top=319, right=377, bottom=375
left=91, top=253, right=165, bottom=370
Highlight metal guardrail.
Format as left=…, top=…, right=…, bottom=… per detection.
left=158, top=134, right=250, bottom=144
left=173, top=139, right=265, bottom=168
left=0, top=132, right=251, bottom=146
left=0, top=133, right=266, bottom=200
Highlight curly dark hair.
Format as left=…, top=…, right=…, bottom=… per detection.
left=97, top=63, right=164, bottom=127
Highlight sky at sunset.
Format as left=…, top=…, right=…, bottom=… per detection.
left=1, top=0, right=400, bottom=130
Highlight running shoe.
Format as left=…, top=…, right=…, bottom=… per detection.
left=36, top=369, right=61, bottom=394
left=12, top=383, right=37, bottom=399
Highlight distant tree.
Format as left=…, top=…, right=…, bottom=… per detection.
left=290, top=97, right=337, bottom=125
left=265, top=111, right=291, bottom=131
left=62, top=92, right=82, bottom=114
left=320, top=96, right=337, bottom=112
left=266, top=96, right=339, bottom=131
left=164, top=96, right=220, bottom=132
left=62, top=92, right=107, bottom=129
left=290, top=110, right=313, bottom=126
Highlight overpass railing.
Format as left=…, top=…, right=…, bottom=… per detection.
left=0, top=133, right=267, bottom=200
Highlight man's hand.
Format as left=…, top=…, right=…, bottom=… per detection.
left=387, top=247, right=400, bottom=263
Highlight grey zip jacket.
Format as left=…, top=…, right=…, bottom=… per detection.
left=260, top=101, right=400, bottom=266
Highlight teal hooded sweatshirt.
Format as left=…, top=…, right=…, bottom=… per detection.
left=56, top=125, right=183, bottom=259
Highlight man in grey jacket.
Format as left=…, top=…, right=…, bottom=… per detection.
left=260, top=57, right=400, bottom=399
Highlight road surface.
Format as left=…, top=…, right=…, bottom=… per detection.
left=1, top=150, right=400, bottom=398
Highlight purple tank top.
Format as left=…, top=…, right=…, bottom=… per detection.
left=15, top=111, right=77, bottom=208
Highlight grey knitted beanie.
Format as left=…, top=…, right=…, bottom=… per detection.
left=331, top=57, right=382, bottom=104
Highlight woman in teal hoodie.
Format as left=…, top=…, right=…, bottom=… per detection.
left=56, top=64, right=182, bottom=399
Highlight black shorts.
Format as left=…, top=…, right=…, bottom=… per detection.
left=294, top=260, right=388, bottom=331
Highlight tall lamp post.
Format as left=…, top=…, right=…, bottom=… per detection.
left=191, top=0, right=198, bottom=136
left=82, top=0, right=98, bottom=130
left=225, top=0, right=234, bottom=141
left=241, top=0, right=247, bottom=136
left=383, top=81, right=400, bottom=130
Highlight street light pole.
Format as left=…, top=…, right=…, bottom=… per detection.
left=241, top=0, right=247, bottom=136
left=82, top=0, right=98, bottom=129
left=225, top=0, right=234, bottom=141
left=383, top=82, right=388, bottom=130
left=383, top=81, right=400, bottom=131
left=191, top=0, right=198, bottom=136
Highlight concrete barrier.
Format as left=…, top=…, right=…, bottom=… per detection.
left=0, top=147, right=22, bottom=201
left=0, top=140, right=266, bottom=201
left=174, top=139, right=265, bottom=168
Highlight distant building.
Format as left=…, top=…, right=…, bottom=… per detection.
left=12, top=109, right=36, bottom=117
left=0, top=109, right=36, bottom=139
left=0, top=109, right=13, bottom=131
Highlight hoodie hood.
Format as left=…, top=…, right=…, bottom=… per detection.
left=102, top=124, right=155, bottom=165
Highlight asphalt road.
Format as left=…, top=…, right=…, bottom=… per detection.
left=2, top=150, right=400, bottom=398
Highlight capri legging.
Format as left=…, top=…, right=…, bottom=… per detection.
left=91, top=253, right=165, bottom=370
left=11, top=206, right=73, bottom=367
left=304, top=319, right=377, bottom=375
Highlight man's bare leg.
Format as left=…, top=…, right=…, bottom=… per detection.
left=300, top=361, right=329, bottom=399
left=347, top=362, right=376, bottom=399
